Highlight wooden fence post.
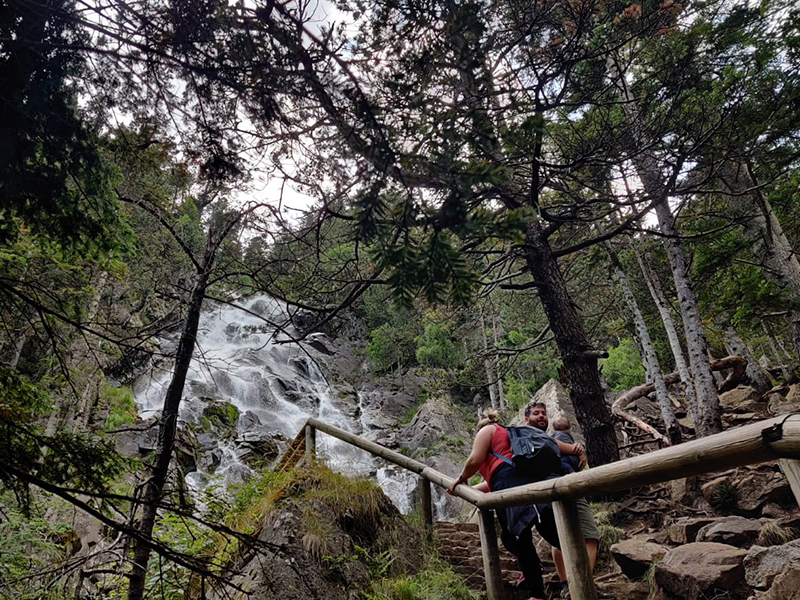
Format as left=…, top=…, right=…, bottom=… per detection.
left=553, top=500, right=597, bottom=600
left=779, top=459, right=800, bottom=507
left=305, top=424, right=316, bottom=462
left=419, top=477, right=433, bottom=535
left=477, top=509, right=505, bottom=600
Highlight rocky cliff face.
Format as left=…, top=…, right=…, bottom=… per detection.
left=199, top=466, right=423, bottom=600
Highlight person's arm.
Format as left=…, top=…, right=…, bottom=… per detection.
left=448, top=425, right=494, bottom=495
left=555, top=439, right=584, bottom=457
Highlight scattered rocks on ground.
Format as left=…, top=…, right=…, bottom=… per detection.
left=719, top=386, right=765, bottom=413
left=655, top=542, right=748, bottom=600
left=744, top=540, right=800, bottom=589
left=696, top=516, right=763, bottom=546
left=610, top=539, right=668, bottom=579
left=666, top=516, right=717, bottom=544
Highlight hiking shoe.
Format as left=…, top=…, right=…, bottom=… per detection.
left=513, top=572, right=525, bottom=587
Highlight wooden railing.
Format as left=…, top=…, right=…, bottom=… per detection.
left=284, top=414, right=800, bottom=600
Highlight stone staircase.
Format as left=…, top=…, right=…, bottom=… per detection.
left=434, top=521, right=534, bottom=598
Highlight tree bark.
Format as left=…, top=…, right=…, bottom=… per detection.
left=491, top=312, right=506, bottom=409
left=606, top=243, right=680, bottom=444
left=611, top=53, right=721, bottom=436
left=720, top=321, right=772, bottom=392
left=126, top=248, right=213, bottom=600
left=632, top=243, right=698, bottom=415
left=721, top=161, right=800, bottom=365
left=651, top=197, right=721, bottom=436
left=480, top=311, right=498, bottom=410
left=525, top=221, right=620, bottom=466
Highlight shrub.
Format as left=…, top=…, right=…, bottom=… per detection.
left=415, top=322, right=460, bottom=369
left=601, top=339, right=645, bottom=392
left=367, top=323, right=418, bottom=372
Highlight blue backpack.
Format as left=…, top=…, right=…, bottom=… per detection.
left=491, top=425, right=562, bottom=478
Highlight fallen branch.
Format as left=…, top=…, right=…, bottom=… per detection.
left=611, top=355, right=748, bottom=442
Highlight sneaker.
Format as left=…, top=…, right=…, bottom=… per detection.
left=513, top=572, right=525, bottom=588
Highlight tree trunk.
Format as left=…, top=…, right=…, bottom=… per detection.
left=612, top=55, right=720, bottom=436
left=525, top=221, right=620, bottom=466
left=491, top=311, right=506, bottom=409
left=721, top=161, right=800, bottom=364
left=480, top=312, right=498, bottom=410
left=606, top=243, right=680, bottom=444
left=720, top=322, right=772, bottom=392
left=126, top=251, right=213, bottom=600
left=632, top=243, right=699, bottom=415
left=652, top=197, right=721, bottom=436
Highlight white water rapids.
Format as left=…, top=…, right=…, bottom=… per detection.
left=132, top=295, right=418, bottom=513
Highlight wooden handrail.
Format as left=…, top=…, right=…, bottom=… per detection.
left=306, top=417, right=484, bottom=505
left=477, top=414, right=800, bottom=509
left=290, top=413, right=800, bottom=600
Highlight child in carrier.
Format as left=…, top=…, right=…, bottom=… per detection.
left=551, top=415, right=581, bottom=474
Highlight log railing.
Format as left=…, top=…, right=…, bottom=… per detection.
left=286, top=414, right=800, bottom=600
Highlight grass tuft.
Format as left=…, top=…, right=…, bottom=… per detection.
left=366, top=555, right=478, bottom=600
left=758, top=519, right=798, bottom=547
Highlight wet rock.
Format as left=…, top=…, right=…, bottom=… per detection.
left=236, top=432, right=282, bottom=469
left=655, top=542, right=747, bottom=600
left=697, top=516, right=763, bottom=547
left=238, top=410, right=263, bottom=432
left=610, top=539, right=668, bottom=579
left=744, top=540, right=800, bottom=589
left=666, top=516, right=717, bottom=544
left=291, top=309, right=319, bottom=334
left=201, top=401, right=240, bottom=438
left=358, top=376, right=421, bottom=439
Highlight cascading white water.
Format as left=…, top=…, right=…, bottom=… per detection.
left=132, top=295, right=410, bottom=510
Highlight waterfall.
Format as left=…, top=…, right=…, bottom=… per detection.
left=132, top=295, right=412, bottom=511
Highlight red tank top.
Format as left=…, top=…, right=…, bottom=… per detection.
left=478, top=424, right=512, bottom=490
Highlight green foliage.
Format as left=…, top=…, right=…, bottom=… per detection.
left=366, top=554, right=478, bottom=600
left=709, top=481, right=738, bottom=510
left=147, top=511, right=216, bottom=600
left=415, top=318, right=461, bottom=369
left=101, top=382, right=138, bottom=430
left=0, top=367, right=128, bottom=505
left=367, top=323, right=419, bottom=372
left=601, top=339, right=646, bottom=393
left=0, top=496, right=73, bottom=600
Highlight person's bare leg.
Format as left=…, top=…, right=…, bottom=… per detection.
left=552, top=539, right=599, bottom=582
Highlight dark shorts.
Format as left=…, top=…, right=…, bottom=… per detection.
left=489, top=463, right=599, bottom=547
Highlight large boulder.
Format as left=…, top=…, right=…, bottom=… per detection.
left=744, top=540, right=800, bottom=589
left=696, top=516, right=763, bottom=547
left=397, top=396, right=465, bottom=451
left=667, top=516, right=717, bottom=544
left=759, top=566, right=800, bottom=600
left=655, top=542, right=747, bottom=600
left=700, top=466, right=794, bottom=516
left=610, top=540, right=668, bottom=579
left=719, top=386, right=764, bottom=413
left=512, top=379, right=583, bottom=443
left=201, top=471, right=423, bottom=600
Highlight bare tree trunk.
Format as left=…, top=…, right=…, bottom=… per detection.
left=606, top=244, right=681, bottom=444
left=652, top=198, right=721, bottom=435
left=612, top=53, right=721, bottom=436
left=491, top=311, right=505, bottom=409
left=480, top=312, right=498, bottom=410
left=126, top=248, right=214, bottom=600
left=525, top=221, right=620, bottom=466
left=632, top=243, right=698, bottom=413
left=720, top=321, right=772, bottom=392
left=721, top=161, right=800, bottom=364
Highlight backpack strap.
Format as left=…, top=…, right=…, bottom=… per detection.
left=490, top=450, right=514, bottom=466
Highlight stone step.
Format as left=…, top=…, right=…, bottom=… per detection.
left=434, top=521, right=479, bottom=533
